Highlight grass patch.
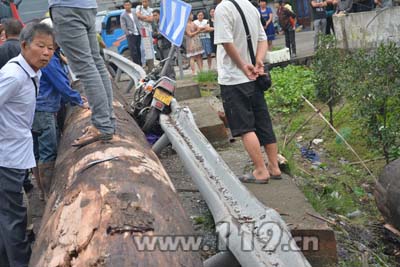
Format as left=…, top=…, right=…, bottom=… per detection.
left=271, top=45, right=285, bottom=51
left=195, top=70, right=218, bottom=83
left=276, top=99, right=397, bottom=266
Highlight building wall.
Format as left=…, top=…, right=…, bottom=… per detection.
left=333, top=6, right=400, bottom=49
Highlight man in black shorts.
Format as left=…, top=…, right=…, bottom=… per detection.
left=214, top=0, right=281, bottom=183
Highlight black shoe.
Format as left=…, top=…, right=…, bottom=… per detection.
left=27, top=230, right=35, bottom=244
left=23, top=179, right=34, bottom=193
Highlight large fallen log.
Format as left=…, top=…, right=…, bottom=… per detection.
left=374, top=158, right=400, bottom=231
left=30, top=89, right=202, bottom=267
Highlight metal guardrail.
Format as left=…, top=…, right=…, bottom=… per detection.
left=155, top=100, right=312, bottom=267
left=104, top=49, right=146, bottom=93
left=106, top=53, right=312, bottom=266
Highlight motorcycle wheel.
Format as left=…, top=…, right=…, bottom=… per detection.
left=142, top=107, right=161, bottom=134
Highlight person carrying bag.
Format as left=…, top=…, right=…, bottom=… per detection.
left=229, top=0, right=272, bottom=91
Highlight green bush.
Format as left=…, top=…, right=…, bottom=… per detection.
left=266, top=65, right=316, bottom=114
left=344, top=42, right=400, bottom=163
left=313, top=35, right=343, bottom=126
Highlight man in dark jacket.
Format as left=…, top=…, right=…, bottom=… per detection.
left=152, top=9, right=175, bottom=79
left=0, top=17, right=22, bottom=68
left=276, top=0, right=296, bottom=57
left=120, top=0, right=142, bottom=65
left=0, top=0, right=22, bottom=21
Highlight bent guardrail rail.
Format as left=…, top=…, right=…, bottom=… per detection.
left=104, top=49, right=146, bottom=93
left=155, top=99, right=312, bottom=267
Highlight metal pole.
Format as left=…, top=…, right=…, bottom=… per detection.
left=203, top=251, right=241, bottom=267
left=176, top=46, right=184, bottom=79
left=160, top=45, right=176, bottom=77
left=125, top=79, right=135, bottom=93
left=115, top=68, right=122, bottom=82
left=152, top=133, right=170, bottom=155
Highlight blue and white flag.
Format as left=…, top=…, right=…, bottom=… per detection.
left=159, top=0, right=192, bottom=47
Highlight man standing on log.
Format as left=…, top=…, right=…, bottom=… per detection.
left=49, top=0, right=115, bottom=146
left=214, top=0, right=281, bottom=184
left=0, top=22, right=55, bottom=267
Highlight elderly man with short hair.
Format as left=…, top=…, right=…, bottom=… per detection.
left=0, top=21, right=55, bottom=267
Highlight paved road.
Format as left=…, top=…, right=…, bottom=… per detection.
left=19, top=0, right=48, bottom=22
left=274, top=30, right=315, bottom=58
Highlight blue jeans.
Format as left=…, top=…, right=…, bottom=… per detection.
left=314, top=18, right=327, bottom=51
left=51, top=7, right=115, bottom=135
left=32, top=111, right=58, bottom=163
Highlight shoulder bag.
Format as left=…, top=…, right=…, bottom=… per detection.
left=229, top=0, right=272, bottom=91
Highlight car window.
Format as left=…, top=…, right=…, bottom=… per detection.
left=106, top=15, right=121, bottom=35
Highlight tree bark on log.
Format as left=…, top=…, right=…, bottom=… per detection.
left=29, top=89, right=203, bottom=267
left=374, top=158, right=400, bottom=231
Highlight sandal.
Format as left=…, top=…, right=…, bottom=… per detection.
left=72, top=125, right=113, bottom=147
left=238, top=173, right=269, bottom=184
left=270, top=174, right=282, bottom=180
left=266, top=166, right=282, bottom=180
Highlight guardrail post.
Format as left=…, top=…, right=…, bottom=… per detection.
left=125, top=79, right=135, bottom=93
left=152, top=134, right=170, bottom=155
left=203, top=251, right=240, bottom=267
left=115, top=68, right=122, bottom=82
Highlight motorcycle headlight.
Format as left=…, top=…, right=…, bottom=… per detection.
left=145, top=84, right=153, bottom=92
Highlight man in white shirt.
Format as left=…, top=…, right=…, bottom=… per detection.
left=120, top=0, right=142, bottom=65
left=0, top=22, right=55, bottom=267
left=214, top=0, right=281, bottom=184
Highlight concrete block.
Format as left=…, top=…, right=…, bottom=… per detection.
left=175, top=80, right=201, bottom=101
left=246, top=176, right=338, bottom=266
left=180, top=97, right=228, bottom=143
left=265, top=47, right=291, bottom=64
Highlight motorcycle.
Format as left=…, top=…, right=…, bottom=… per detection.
left=141, top=76, right=176, bottom=133
left=130, top=59, right=176, bottom=134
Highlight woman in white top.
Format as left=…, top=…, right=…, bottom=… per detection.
left=194, top=11, right=213, bottom=70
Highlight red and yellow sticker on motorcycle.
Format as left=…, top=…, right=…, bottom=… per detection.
left=154, top=89, right=173, bottom=105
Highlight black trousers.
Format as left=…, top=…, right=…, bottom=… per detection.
left=284, top=28, right=296, bottom=55
left=127, top=34, right=142, bottom=66
left=220, top=81, right=276, bottom=146
left=0, top=167, right=31, bottom=267
left=326, top=16, right=335, bottom=35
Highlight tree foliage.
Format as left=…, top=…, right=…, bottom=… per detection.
left=313, top=34, right=343, bottom=126
left=344, top=42, right=400, bottom=163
